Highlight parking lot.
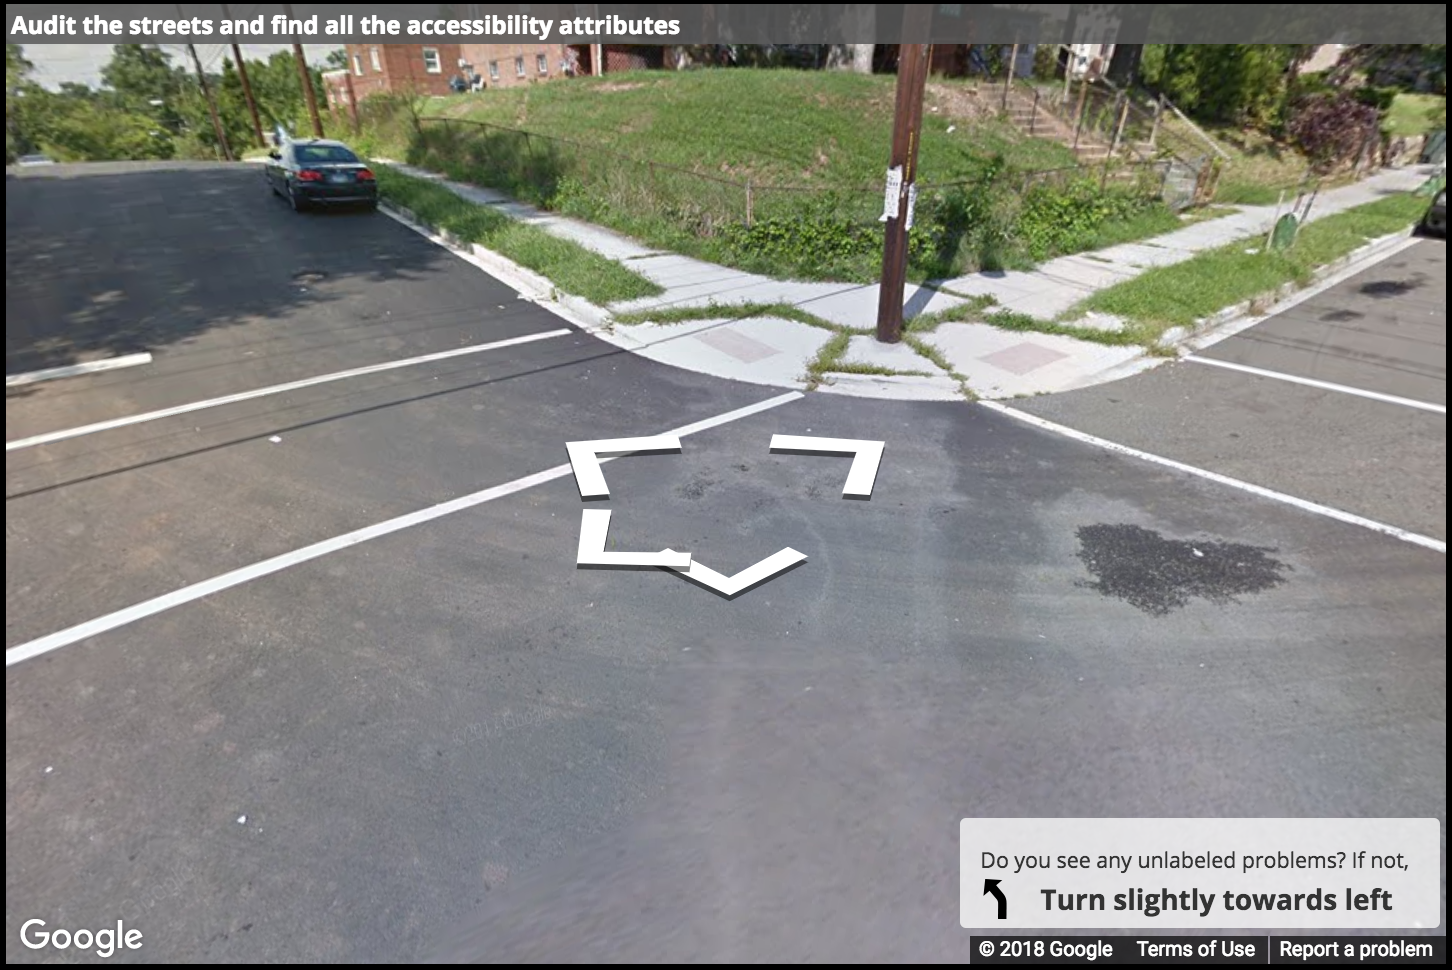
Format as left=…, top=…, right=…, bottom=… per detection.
left=6, top=164, right=1446, bottom=962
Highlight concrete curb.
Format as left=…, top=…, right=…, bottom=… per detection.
left=377, top=199, right=615, bottom=338
left=1165, top=226, right=1421, bottom=354
left=378, top=188, right=1426, bottom=404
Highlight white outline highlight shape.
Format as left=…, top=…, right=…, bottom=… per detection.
left=662, top=548, right=808, bottom=597
left=565, top=435, right=682, bottom=499
left=769, top=435, right=886, bottom=498
left=577, top=509, right=692, bottom=569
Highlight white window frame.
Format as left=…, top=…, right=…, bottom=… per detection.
left=536, top=54, right=548, bottom=75
left=370, top=47, right=381, bottom=72
left=515, top=56, right=526, bottom=78
left=352, top=54, right=363, bottom=76
left=488, top=61, right=500, bottom=80
left=422, top=48, right=443, bottom=74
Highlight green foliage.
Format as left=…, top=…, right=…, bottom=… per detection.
left=1032, top=44, right=1060, bottom=81
left=1354, top=85, right=1399, bottom=114
left=1015, top=178, right=1164, bottom=262
left=373, top=166, right=661, bottom=305
left=1147, top=45, right=1304, bottom=127
left=6, top=43, right=328, bottom=163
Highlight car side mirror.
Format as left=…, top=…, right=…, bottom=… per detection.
left=268, top=151, right=281, bottom=160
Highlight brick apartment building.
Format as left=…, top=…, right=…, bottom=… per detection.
left=333, top=41, right=668, bottom=101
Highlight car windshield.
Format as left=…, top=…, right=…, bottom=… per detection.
left=295, top=145, right=358, bottom=164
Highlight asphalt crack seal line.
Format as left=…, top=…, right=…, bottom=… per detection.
left=979, top=401, right=1446, bottom=555
left=4, top=391, right=804, bottom=669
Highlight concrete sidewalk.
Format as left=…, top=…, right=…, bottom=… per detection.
left=376, top=158, right=1438, bottom=401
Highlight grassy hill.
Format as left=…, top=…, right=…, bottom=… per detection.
left=426, top=69, right=1080, bottom=188
left=359, top=70, right=1182, bottom=283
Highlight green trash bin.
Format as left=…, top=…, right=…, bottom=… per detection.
left=1268, top=213, right=1298, bottom=251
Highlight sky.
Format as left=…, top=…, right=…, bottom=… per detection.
left=21, top=44, right=343, bottom=90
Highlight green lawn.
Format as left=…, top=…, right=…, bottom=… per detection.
left=1070, top=186, right=1437, bottom=344
left=428, top=70, right=1079, bottom=188
left=1384, top=92, right=1447, bottom=137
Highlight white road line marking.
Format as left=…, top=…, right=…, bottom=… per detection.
left=5, top=330, right=572, bottom=452
left=1182, top=235, right=1422, bottom=354
left=6, top=353, right=154, bottom=387
left=4, top=391, right=804, bottom=668
left=1185, top=356, right=1446, bottom=414
left=978, top=401, right=1446, bottom=555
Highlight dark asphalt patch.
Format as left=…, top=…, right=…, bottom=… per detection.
left=1074, top=523, right=1292, bottom=617
left=1358, top=275, right=1426, bottom=298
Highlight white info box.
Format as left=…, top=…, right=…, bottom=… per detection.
left=960, top=818, right=1441, bottom=930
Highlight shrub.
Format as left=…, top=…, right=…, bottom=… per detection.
left=1287, top=93, right=1381, bottom=173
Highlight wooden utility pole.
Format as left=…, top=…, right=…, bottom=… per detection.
left=181, top=32, right=233, bottom=160
left=874, top=7, right=935, bottom=344
left=221, top=4, right=265, bottom=147
left=283, top=3, right=325, bottom=137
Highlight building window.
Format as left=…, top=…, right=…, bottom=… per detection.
left=488, top=61, right=500, bottom=80
left=536, top=54, right=548, bottom=75
left=515, top=56, right=526, bottom=77
left=370, top=47, right=381, bottom=72
left=352, top=54, right=363, bottom=76
left=422, top=48, right=442, bottom=74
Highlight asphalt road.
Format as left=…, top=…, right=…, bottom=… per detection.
left=1016, top=238, right=1447, bottom=542
left=6, top=163, right=1447, bottom=963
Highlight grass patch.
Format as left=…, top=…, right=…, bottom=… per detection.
left=1384, top=93, right=1447, bottom=138
left=904, top=297, right=1135, bottom=347
left=373, top=166, right=660, bottom=305
left=804, top=330, right=853, bottom=388
left=611, top=300, right=848, bottom=331
left=1070, top=188, right=1432, bottom=342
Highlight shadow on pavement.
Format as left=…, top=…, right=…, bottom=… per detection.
left=5, top=162, right=450, bottom=379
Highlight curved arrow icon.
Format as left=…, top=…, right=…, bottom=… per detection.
left=769, top=435, right=885, bottom=498
left=985, top=879, right=1008, bottom=919
left=566, top=436, right=682, bottom=499
left=660, top=547, right=807, bottom=598
left=577, top=509, right=693, bottom=569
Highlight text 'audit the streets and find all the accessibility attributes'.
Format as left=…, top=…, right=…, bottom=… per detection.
left=959, top=819, right=1442, bottom=963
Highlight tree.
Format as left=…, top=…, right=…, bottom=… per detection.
left=1148, top=45, right=1307, bottom=127
left=100, top=44, right=185, bottom=135
left=1287, top=92, right=1380, bottom=173
left=324, top=48, right=348, bottom=70
left=7, top=43, right=38, bottom=161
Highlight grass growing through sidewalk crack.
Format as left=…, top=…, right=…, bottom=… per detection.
left=611, top=300, right=851, bottom=332
left=1066, top=189, right=1436, bottom=343
left=905, top=301, right=1136, bottom=347
left=373, top=166, right=662, bottom=305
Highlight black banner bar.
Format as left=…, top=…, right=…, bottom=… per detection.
left=6, top=4, right=1449, bottom=45
left=1268, top=936, right=1446, bottom=964
left=969, top=935, right=1447, bottom=965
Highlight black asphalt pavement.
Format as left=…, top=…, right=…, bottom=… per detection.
left=1015, top=238, right=1446, bottom=542
left=6, top=163, right=1447, bottom=963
